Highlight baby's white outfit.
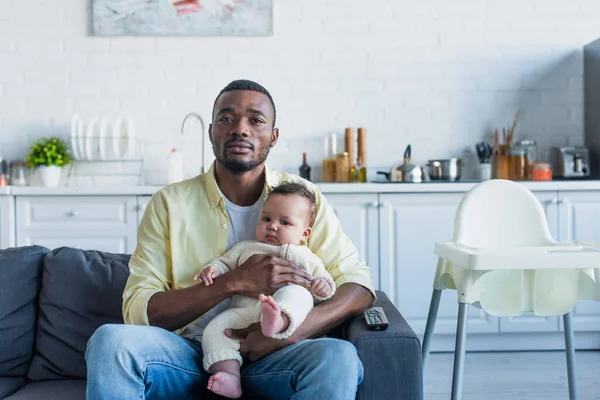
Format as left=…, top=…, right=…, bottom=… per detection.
left=200, top=240, right=336, bottom=371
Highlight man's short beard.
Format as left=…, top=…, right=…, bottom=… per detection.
left=213, top=145, right=270, bottom=174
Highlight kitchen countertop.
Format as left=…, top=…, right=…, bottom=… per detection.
left=1, top=180, right=600, bottom=196
left=318, top=180, right=600, bottom=193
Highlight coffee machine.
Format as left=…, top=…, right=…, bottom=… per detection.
left=551, top=146, right=591, bottom=179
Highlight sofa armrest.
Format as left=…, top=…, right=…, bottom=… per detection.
left=342, top=291, right=423, bottom=400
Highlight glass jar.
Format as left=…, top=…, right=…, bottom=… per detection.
left=9, top=161, right=27, bottom=186
left=514, top=139, right=537, bottom=180
left=531, top=162, right=552, bottom=181
left=335, top=152, right=351, bottom=182
left=508, top=148, right=527, bottom=181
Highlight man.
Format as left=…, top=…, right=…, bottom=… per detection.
left=85, top=79, right=375, bottom=399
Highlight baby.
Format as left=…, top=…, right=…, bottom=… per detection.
left=193, top=181, right=336, bottom=399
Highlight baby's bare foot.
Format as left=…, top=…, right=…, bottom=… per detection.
left=259, top=294, right=288, bottom=337
left=207, top=372, right=242, bottom=399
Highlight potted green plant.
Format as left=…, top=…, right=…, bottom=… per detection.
left=26, top=137, right=72, bottom=187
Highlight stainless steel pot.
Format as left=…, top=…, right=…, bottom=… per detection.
left=427, top=158, right=462, bottom=181
left=377, top=144, right=424, bottom=183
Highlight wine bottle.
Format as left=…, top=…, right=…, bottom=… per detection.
left=299, top=152, right=311, bottom=181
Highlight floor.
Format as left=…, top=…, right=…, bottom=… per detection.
left=424, top=351, right=600, bottom=400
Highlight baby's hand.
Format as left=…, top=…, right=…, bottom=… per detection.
left=193, top=266, right=221, bottom=286
left=311, top=277, right=332, bottom=298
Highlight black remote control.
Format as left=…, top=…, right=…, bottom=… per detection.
left=363, top=307, right=389, bottom=331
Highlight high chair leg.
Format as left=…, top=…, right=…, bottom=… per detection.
left=451, top=302, right=469, bottom=400
left=563, top=311, right=578, bottom=400
left=422, top=289, right=442, bottom=370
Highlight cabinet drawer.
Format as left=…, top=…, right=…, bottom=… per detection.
left=16, top=196, right=138, bottom=231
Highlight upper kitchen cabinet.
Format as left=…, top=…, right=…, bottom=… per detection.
left=16, top=196, right=138, bottom=254
left=378, top=192, right=499, bottom=337
left=324, top=194, right=380, bottom=291
left=0, top=196, right=15, bottom=249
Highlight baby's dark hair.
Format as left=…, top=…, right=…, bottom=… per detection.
left=269, top=182, right=317, bottom=226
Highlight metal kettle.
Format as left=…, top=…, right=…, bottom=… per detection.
left=392, top=144, right=424, bottom=183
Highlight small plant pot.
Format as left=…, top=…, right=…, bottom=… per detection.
left=37, top=165, right=62, bottom=187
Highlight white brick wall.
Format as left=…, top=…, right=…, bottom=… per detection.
left=1, top=0, right=600, bottom=184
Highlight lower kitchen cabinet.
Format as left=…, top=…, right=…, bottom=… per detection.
left=0, top=196, right=15, bottom=249
left=15, top=196, right=139, bottom=254
left=557, top=191, right=600, bottom=331
left=377, top=192, right=500, bottom=336
left=325, top=194, right=380, bottom=291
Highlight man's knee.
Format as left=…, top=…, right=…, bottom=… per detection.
left=86, top=324, right=140, bottom=362
left=308, top=339, right=362, bottom=373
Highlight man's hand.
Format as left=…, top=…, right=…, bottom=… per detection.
left=311, top=277, right=332, bottom=298
left=229, top=254, right=314, bottom=298
left=193, top=266, right=221, bottom=286
left=225, top=323, right=292, bottom=363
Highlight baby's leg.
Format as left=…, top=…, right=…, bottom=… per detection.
left=260, top=284, right=314, bottom=339
left=259, top=294, right=289, bottom=337
left=208, top=360, right=242, bottom=399
left=202, top=305, right=260, bottom=398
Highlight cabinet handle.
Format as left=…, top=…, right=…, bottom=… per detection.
left=544, top=198, right=558, bottom=205
left=559, top=198, right=570, bottom=206
left=380, top=201, right=391, bottom=208
left=370, top=201, right=380, bottom=208
left=68, top=210, right=80, bottom=217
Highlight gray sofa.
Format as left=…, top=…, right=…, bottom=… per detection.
left=0, top=246, right=423, bottom=400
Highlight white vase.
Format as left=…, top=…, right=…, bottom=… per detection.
left=478, top=163, right=492, bottom=181
left=38, top=166, right=62, bottom=187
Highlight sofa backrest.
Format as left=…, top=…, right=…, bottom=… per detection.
left=0, top=246, right=49, bottom=377
left=25, top=247, right=131, bottom=381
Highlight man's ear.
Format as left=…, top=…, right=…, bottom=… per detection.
left=270, top=128, right=279, bottom=148
left=208, top=124, right=214, bottom=144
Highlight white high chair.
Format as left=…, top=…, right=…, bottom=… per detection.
left=421, top=179, right=600, bottom=400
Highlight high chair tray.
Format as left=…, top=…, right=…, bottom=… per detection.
left=434, top=242, right=600, bottom=270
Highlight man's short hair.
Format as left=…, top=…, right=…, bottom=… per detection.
left=212, top=79, right=276, bottom=127
left=269, top=181, right=317, bottom=226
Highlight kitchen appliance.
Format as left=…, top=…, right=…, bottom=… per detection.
left=427, top=158, right=462, bottom=181
left=551, top=146, right=591, bottom=179
left=377, top=144, right=424, bottom=183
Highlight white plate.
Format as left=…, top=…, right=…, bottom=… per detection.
left=112, top=117, right=126, bottom=160
left=70, top=115, right=83, bottom=160
left=125, top=117, right=136, bottom=159
left=113, top=116, right=137, bottom=160
left=86, top=117, right=99, bottom=161
left=99, top=117, right=109, bottom=160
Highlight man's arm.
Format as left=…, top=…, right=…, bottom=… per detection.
left=289, top=283, right=372, bottom=340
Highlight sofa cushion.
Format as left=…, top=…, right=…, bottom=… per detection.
left=0, top=377, right=27, bottom=399
left=27, top=248, right=130, bottom=381
left=0, top=246, right=49, bottom=377
left=4, top=380, right=86, bottom=400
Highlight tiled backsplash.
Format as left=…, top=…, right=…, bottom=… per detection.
left=1, top=1, right=598, bottom=184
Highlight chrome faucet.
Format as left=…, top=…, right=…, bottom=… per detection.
left=181, top=112, right=206, bottom=173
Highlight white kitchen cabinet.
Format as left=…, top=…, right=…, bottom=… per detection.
left=16, top=196, right=138, bottom=253
left=378, top=193, right=499, bottom=336
left=556, top=191, right=600, bottom=331
left=325, top=194, right=380, bottom=291
left=137, top=195, right=152, bottom=227
left=0, top=196, right=15, bottom=249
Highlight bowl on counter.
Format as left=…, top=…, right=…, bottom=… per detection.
left=427, top=158, right=462, bottom=181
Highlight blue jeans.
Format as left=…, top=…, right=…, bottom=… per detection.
left=85, top=324, right=363, bottom=400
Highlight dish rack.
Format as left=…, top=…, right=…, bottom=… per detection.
left=66, top=136, right=146, bottom=186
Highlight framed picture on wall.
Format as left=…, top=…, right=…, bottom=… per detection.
left=92, top=0, right=273, bottom=36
